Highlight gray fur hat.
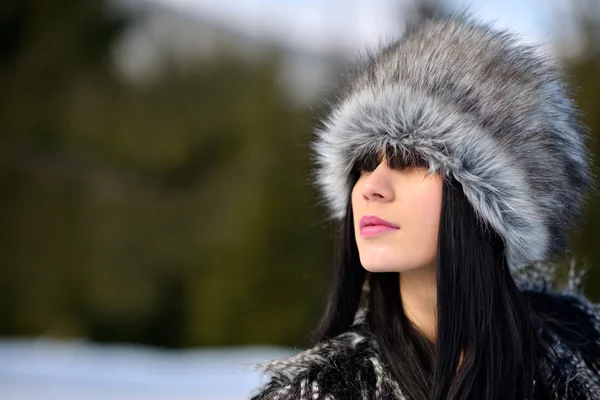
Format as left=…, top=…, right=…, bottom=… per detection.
left=311, top=14, right=593, bottom=271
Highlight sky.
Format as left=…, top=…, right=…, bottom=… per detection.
left=142, top=0, right=575, bottom=55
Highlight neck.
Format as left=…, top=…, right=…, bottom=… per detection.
left=398, top=264, right=437, bottom=344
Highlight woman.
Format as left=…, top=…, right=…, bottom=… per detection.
left=250, top=13, right=600, bottom=400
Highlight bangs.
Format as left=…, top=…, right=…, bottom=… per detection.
left=351, top=146, right=428, bottom=175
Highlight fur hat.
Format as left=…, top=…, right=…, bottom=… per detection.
left=311, top=14, right=593, bottom=271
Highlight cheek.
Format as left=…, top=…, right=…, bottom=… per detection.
left=351, top=182, right=363, bottom=227
left=405, top=183, right=442, bottom=252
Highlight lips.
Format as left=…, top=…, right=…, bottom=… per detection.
left=359, top=215, right=400, bottom=237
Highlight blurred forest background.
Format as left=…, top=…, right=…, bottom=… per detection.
left=0, top=0, right=599, bottom=349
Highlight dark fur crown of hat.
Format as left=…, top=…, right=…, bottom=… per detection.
left=311, top=14, right=593, bottom=271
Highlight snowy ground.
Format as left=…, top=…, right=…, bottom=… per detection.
left=0, top=339, right=295, bottom=400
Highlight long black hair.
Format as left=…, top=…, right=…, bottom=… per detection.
left=313, top=147, right=547, bottom=399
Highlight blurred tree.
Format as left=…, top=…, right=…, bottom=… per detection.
left=1, top=0, right=599, bottom=350
left=0, top=0, right=129, bottom=338
left=403, top=0, right=450, bottom=21
left=561, top=0, right=600, bottom=301
left=0, top=0, right=332, bottom=347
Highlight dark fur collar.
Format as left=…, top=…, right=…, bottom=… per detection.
left=251, top=269, right=600, bottom=399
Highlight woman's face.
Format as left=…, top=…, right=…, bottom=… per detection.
left=351, top=153, right=443, bottom=273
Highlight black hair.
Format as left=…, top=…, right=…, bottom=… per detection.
left=313, top=146, right=547, bottom=399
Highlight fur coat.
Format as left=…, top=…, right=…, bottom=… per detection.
left=249, top=269, right=600, bottom=399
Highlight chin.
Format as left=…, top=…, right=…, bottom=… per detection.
left=360, top=259, right=430, bottom=273
left=361, top=263, right=406, bottom=273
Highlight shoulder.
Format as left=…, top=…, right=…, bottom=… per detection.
left=517, top=269, right=600, bottom=342
left=518, top=274, right=600, bottom=397
left=249, top=324, right=404, bottom=400
left=522, top=281, right=600, bottom=331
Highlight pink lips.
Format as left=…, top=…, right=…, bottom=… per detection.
left=359, top=215, right=400, bottom=237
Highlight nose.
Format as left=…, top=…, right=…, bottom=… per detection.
left=360, top=161, right=394, bottom=202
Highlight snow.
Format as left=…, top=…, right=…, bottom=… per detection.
left=0, top=339, right=295, bottom=400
